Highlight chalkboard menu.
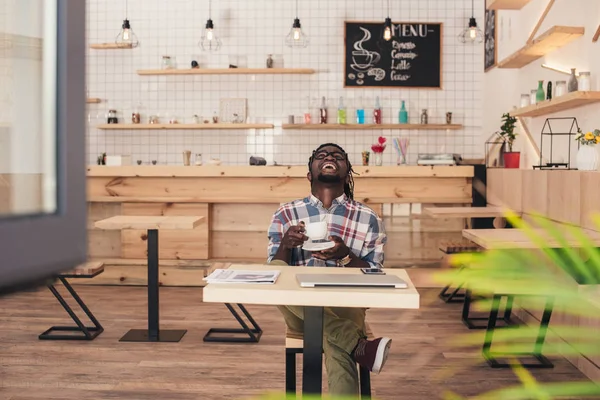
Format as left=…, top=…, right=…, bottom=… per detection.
left=344, top=22, right=442, bottom=88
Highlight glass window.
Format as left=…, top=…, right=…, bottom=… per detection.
left=0, top=0, right=57, bottom=217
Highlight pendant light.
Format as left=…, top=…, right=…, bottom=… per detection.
left=285, top=0, right=309, bottom=48
left=115, top=0, right=139, bottom=48
left=382, top=0, right=394, bottom=42
left=459, top=0, right=484, bottom=43
left=199, top=0, right=222, bottom=52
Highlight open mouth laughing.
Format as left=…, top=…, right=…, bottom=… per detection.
left=320, top=161, right=338, bottom=172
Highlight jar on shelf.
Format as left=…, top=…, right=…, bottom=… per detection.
left=579, top=72, right=591, bottom=91
left=530, top=89, right=538, bottom=104
left=162, top=56, right=173, bottom=70
left=195, top=153, right=203, bottom=166
left=555, top=81, right=567, bottom=97
left=107, top=109, right=118, bottom=124
left=520, top=94, right=530, bottom=108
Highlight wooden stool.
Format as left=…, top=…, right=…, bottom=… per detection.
left=438, top=239, right=481, bottom=303
left=285, top=322, right=374, bottom=398
left=39, top=262, right=105, bottom=341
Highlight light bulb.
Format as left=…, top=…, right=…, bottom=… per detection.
left=293, top=28, right=301, bottom=41
left=123, top=29, right=130, bottom=41
left=469, top=27, right=477, bottom=39
left=384, top=27, right=392, bottom=41
left=206, top=29, right=214, bottom=41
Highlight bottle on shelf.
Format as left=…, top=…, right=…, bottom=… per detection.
left=399, top=100, right=408, bottom=124
left=304, top=96, right=312, bottom=124
left=320, top=96, right=328, bottom=124
left=373, top=96, right=382, bottom=124
left=420, top=109, right=428, bottom=125
left=356, top=97, right=365, bottom=124
left=536, top=80, right=545, bottom=103
left=337, top=96, right=347, bottom=124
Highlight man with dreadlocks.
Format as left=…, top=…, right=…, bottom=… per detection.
left=267, top=143, right=389, bottom=396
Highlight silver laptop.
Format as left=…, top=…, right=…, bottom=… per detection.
left=296, top=273, right=408, bottom=289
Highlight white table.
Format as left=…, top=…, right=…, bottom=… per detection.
left=203, top=264, right=420, bottom=395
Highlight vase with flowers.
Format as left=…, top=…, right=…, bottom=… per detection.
left=574, top=129, right=600, bottom=170
left=371, top=136, right=386, bottom=166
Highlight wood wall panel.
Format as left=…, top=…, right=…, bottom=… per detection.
left=580, top=172, right=600, bottom=231
left=121, top=203, right=209, bottom=260
left=488, top=169, right=600, bottom=231
left=547, top=171, right=581, bottom=226
left=211, top=231, right=268, bottom=261
left=87, top=176, right=472, bottom=204
left=486, top=169, right=523, bottom=211
left=211, top=203, right=278, bottom=232
left=87, top=203, right=122, bottom=258
left=521, top=170, right=548, bottom=216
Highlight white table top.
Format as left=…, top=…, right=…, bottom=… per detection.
left=94, top=215, right=204, bottom=230
left=202, top=264, right=420, bottom=309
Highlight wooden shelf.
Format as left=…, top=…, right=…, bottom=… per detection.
left=86, top=98, right=101, bottom=104
left=512, top=91, right=600, bottom=117
left=136, top=68, right=316, bottom=76
left=89, top=43, right=133, bottom=50
left=282, top=123, right=463, bottom=130
left=486, top=0, right=532, bottom=10
left=97, top=123, right=274, bottom=130
left=498, top=26, right=585, bottom=69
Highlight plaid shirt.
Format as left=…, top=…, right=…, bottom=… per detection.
left=267, top=193, right=387, bottom=267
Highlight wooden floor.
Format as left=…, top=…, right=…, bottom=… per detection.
left=0, top=285, right=593, bottom=400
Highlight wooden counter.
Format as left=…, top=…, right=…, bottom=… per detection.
left=86, top=165, right=474, bottom=280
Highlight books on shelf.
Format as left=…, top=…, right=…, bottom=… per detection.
left=204, top=269, right=280, bottom=284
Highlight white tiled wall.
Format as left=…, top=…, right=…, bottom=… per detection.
left=86, top=0, right=485, bottom=166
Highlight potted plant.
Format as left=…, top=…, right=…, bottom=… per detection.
left=574, top=128, right=600, bottom=170
left=497, top=113, right=519, bottom=168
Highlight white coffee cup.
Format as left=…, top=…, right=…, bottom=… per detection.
left=304, top=221, right=328, bottom=241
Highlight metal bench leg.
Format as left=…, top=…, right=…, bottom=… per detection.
left=462, top=290, right=518, bottom=330
left=39, top=277, right=103, bottom=340
left=439, top=265, right=466, bottom=303
left=483, top=295, right=554, bottom=368
left=203, top=303, right=263, bottom=343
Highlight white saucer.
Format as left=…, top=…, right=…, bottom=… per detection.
left=302, top=240, right=335, bottom=252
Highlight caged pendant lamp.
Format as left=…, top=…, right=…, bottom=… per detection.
left=459, top=0, right=484, bottom=43
left=199, top=0, right=222, bottom=51
left=285, top=0, right=309, bottom=48
left=115, top=0, right=139, bottom=48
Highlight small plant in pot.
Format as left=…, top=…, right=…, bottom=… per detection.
left=497, top=113, right=519, bottom=169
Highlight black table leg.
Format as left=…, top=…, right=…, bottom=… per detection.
left=120, top=229, right=187, bottom=342
left=303, top=306, right=324, bottom=395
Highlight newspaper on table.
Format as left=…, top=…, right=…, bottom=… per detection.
left=204, top=269, right=280, bottom=284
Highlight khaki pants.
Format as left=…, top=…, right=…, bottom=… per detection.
left=278, top=305, right=367, bottom=396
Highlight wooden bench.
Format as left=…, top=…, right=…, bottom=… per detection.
left=39, top=262, right=105, bottom=341
left=424, top=206, right=509, bottom=229
left=285, top=322, right=374, bottom=398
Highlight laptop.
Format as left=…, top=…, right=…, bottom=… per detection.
left=296, top=273, right=408, bottom=289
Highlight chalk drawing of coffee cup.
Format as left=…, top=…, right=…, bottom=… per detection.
left=350, top=27, right=381, bottom=72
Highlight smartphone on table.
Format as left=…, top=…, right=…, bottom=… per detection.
left=360, top=268, right=386, bottom=275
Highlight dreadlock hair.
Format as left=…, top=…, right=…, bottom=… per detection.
left=308, top=143, right=357, bottom=200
